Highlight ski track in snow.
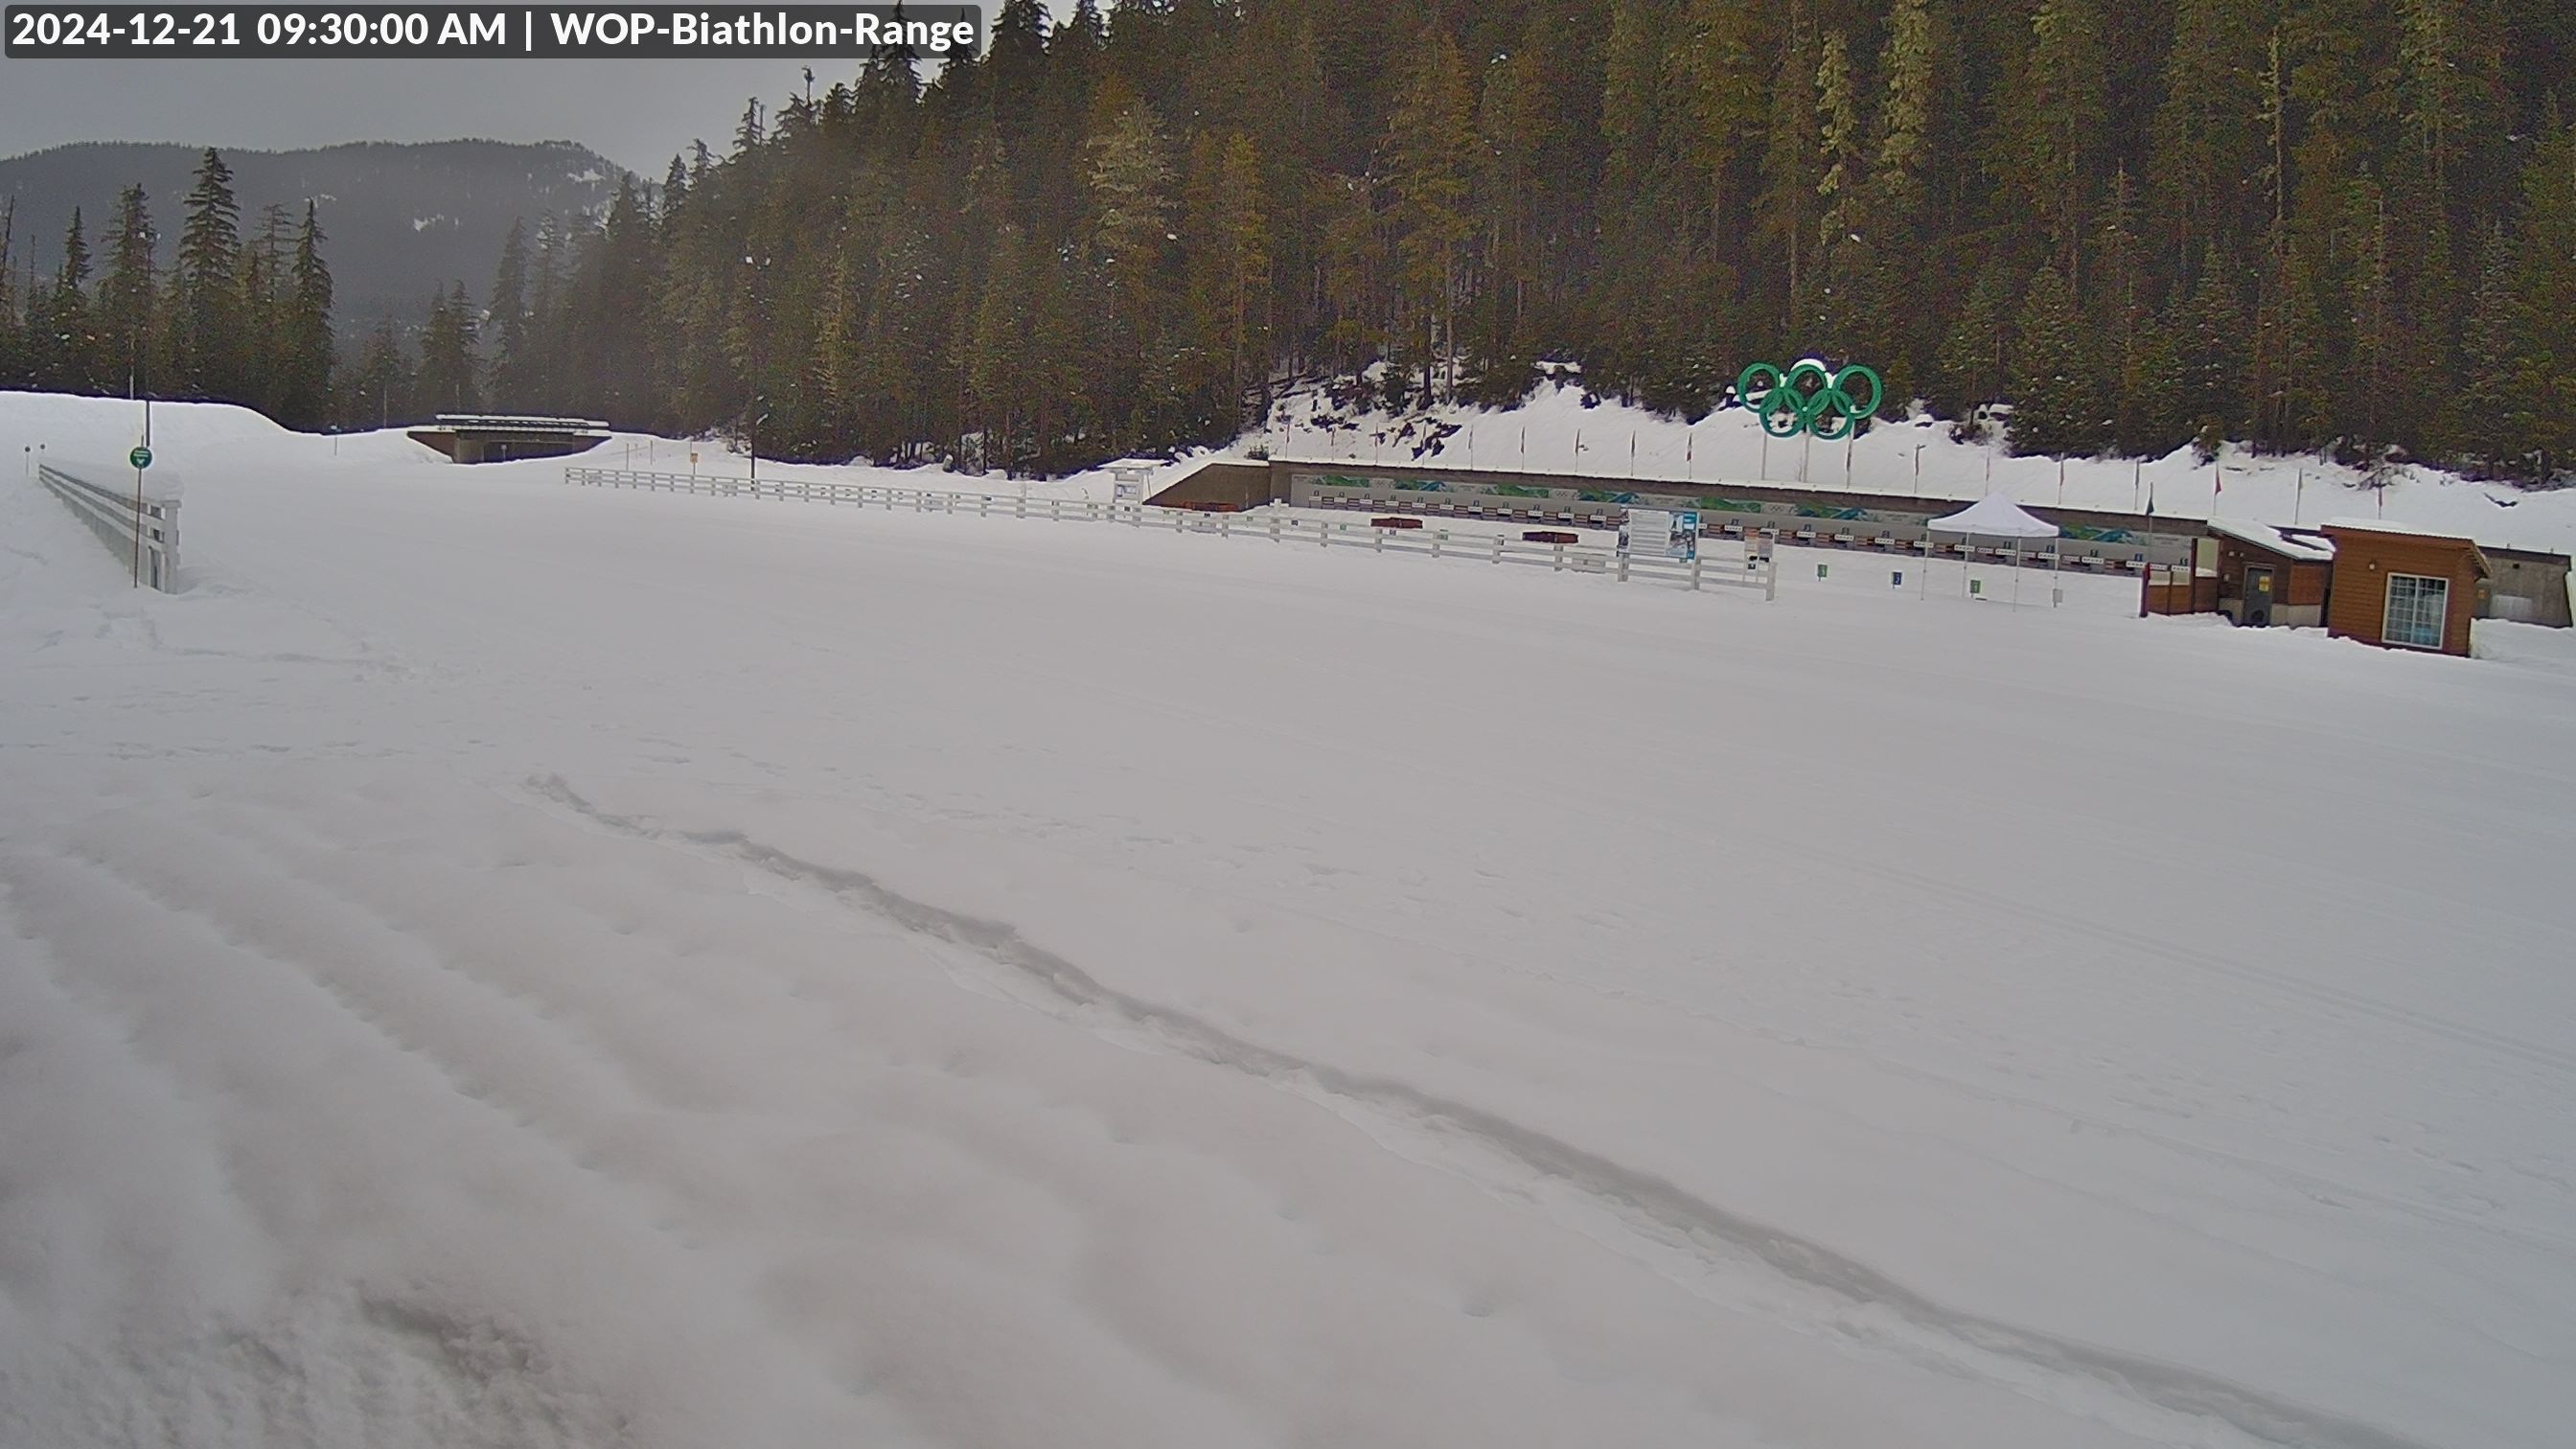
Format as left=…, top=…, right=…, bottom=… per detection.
left=525, top=774, right=2438, bottom=1449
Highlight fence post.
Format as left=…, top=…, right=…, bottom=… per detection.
left=1617, top=549, right=1629, bottom=583
left=1374, top=525, right=1384, bottom=553
left=1017, top=494, right=1026, bottom=518
left=979, top=494, right=989, bottom=517
left=1172, top=509, right=1183, bottom=533
left=1552, top=542, right=1565, bottom=572
left=1220, top=513, right=1230, bottom=539
left=1690, top=553, right=1703, bottom=591
left=1270, top=514, right=1280, bottom=542
left=1765, top=553, right=1778, bottom=602
left=1050, top=497, right=1062, bottom=521
left=1433, top=529, right=1443, bottom=559
left=1491, top=535, right=1503, bottom=564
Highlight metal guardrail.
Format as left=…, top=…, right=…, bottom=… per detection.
left=558, top=466, right=1777, bottom=598
left=36, top=462, right=179, bottom=590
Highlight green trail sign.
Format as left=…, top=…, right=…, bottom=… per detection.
left=129, top=446, right=152, bottom=471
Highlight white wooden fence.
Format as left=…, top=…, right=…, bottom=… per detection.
left=559, top=466, right=1776, bottom=598
left=36, top=461, right=179, bottom=590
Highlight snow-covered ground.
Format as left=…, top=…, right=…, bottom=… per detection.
left=4, top=392, right=2573, bottom=1449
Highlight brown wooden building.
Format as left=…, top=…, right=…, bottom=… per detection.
left=2206, top=519, right=2334, bottom=628
left=2318, top=520, right=2489, bottom=656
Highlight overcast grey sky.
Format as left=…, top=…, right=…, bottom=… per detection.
left=0, top=53, right=846, bottom=175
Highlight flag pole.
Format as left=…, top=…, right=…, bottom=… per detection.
left=2141, top=481, right=2157, bottom=619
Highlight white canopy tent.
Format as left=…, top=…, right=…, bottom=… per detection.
left=1923, top=492, right=2062, bottom=603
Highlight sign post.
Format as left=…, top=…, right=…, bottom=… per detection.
left=1618, top=508, right=1697, bottom=568
left=129, top=443, right=153, bottom=587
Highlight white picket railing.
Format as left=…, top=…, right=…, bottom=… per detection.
left=557, top=466, right=1776, bottom=598
left=37, top=461, right=180, bottom=590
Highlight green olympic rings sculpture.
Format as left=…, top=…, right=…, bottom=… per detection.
left=1736, top=360, right=1883, bottom=440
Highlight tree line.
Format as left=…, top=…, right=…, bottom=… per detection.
left=8, top=3, right=2572, bottom=484
left=0, top=149, right=340, bottom=429
left=502, top=0, right=2572, bottom=481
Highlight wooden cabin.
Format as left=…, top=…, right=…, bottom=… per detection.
left=2318, top=520, right=2490, bottom=656
left=2206, top=519, right=2335, bottom=628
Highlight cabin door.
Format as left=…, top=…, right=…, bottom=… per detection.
left=2243, top=565, right=2278, bottom=626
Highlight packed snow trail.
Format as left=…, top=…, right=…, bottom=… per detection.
left=4, top=397, right=2573, bottom=1449
left=526, top=774, right=2444, bottom=1449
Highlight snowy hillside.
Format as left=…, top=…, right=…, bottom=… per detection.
left=4, top=390, right=2573, bottom=1449
left=1241, top=376, right=2576, bottom=556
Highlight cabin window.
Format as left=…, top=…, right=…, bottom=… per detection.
left=2383, top=573, right=2450, bottom=649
